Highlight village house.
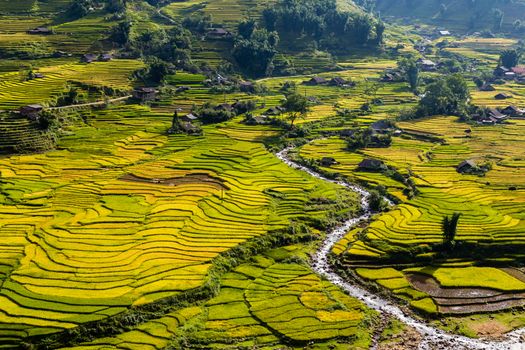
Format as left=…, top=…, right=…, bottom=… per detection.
left=381, top=73, right=397, bottom=83
left=488, top=108, right=508, bottom=122
left=479, top=83, right=496, bottom=92
left=501, top=105, right=525, bottom=117
left=132, top=87, right=157, bottom=102
left=340, top=129, right=356, bottom=138
left=19, top=104, right=43, bottom=120
left=52, top=50, right=71, bottom=58
left=248, top=115, right=269, bottom=125
left=180, top=122, right=201, bottom=135
left=473, top=108, right=508, bottom=124
left=239, top=81, right=255, bottom=93
left=358, top=158, right=385, bottom=172
left=181, top=113, right=199, bottom=123
left=418, top=58, right=437, bottom=71
left=304, top=76, right=327, bottom=86
left=266, top=106, right=285, bottom=115
left=495, top=93, right=512, bottom=100
left=438, top=30, right=451, bottom=36
left=494, top=66, right=510, bottom=77
left=381, top=69, right=403, bottom=83
left=328, top=77, right=349, bottom=87
left=27, top=27, right=53, bottom=35
left=214, top=103, right=234, bottom=112
left=99, top=53, right=112, bottom=62
left=320, top=157, right=338, bottom=167
left=511, top=66, right=525, bottom=77
left=457, top=160, right=477, bottom=174
left=371, top=120, right=395, bottom=133
left=29, top=72, right=45, bottom=80
left=176, top=86, right=190, bottom=93
left=206, top=28, right=232, bottom=39
left=81, top=53, right=98, bottom=63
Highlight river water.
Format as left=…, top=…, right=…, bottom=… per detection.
left=276, top=146, right=525, bottom=350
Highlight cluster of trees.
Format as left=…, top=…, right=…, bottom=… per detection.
left=110, top=20, right=197, bottom=83
left=134, top=58, right=175, bottom=83
left=373, top=0, right=525, bottom=35
left=263, top=0, right=384, bottom=50
left=193, top=101, right=257, bottom=125
left=182, top=14, right=213, bottom=33
left=67, top=0, right=126, bottom=19
left=233, top=21, right=280, bottom=76
left=397, top=57, right=419, bottom=92
left=414, top=74, right=470, bottom=119
left=111, top=22, right=192, bottom=63
left=345, top=128, right=392, bottom=150
left=499, top=49, right=522, bottom=68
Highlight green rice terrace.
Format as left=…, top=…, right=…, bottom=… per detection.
left=2, top=0, right=525, bottom=349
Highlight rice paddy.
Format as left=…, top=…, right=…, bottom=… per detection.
left=2, top=0, right=525, bottom=345
left=0, top=103, right=361, bottom=346
left=58, top=246, right=374, bottom=349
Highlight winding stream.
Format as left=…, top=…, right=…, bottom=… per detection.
left=276, top=147, right=525, bottom=350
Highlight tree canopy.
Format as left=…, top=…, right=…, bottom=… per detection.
left=282, top=93, right=309, bottom=127
left=500, top=49, right=522, bottom=68
left=416, top=74, right=470, bottom=118
left=263, top=0, right=384, bottom=51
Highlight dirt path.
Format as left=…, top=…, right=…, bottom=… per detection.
left=47, top=95, right=131, bottom=111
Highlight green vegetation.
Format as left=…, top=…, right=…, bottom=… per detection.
left=500, top=48, right=522, bottom=68
left=372, top=0, right=525, bottom=34
left=442, top=212, right=461, bottom=248
left=2, top=0, right=525, bottom=346
left=415, top=74, right=471, bottom=119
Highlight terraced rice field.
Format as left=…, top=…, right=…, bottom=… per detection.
left=0, top=60, right=142, bottom=110
left=161, top=0, right=277, bottom=29
left=0, top=105, right=358, bottom=346
left=313, top=115, right=525, bottom=316
left=59, top=246, right=373, bottom=349
left=0, top=0, right=73, bottom=14
left=445, top=38, right=518, bottom=64
left=0, top=113, right=54, bottom=154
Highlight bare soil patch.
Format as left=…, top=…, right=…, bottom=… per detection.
left=406, top=273, right=525, bottom=314
left=120, top=173, right=228, bottom=190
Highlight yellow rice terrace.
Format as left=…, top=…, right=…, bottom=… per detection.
left=2, top=0, right=525, bottom=348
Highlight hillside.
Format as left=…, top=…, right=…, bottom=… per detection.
left=374, top=0, right=525, bottom=33
left=3, top=0, right=525, bottom=349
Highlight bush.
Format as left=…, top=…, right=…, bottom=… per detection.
left=368, top=190, right=388, bottom=212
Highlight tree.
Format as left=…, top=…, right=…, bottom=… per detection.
left=374, top=21, right=385, bottom=45
left=500, top=49, right=521, bottom=68
left=233, top=29, right=279, bottom=76
left=140, top=59, right=173, bottom=83
left=282, top=93, right=309, bottom=128
left=416, top=74, right=470, bottom=118
left=491, top=8, right=504, bottom=32
left=398, top=57, right=419, bottom=92
left=439, top=3, right=448, bottom=17
left=263, top=0, right=381, bottom=51
left=106, top=0, right=126, bottom=13
left=442, top=212, right=461, bottom=248
left=347, top=13, right=374, bottom=45
left=238, top=19, right=257, bottom=39
left=513, top=20, right=525, bottom=34
left=368, top=190, right=388, bottom=212
left=110, top=20, right=132, bottom=45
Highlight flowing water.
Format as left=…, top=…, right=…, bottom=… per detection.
left=276, top=147, right=525, bottom=350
